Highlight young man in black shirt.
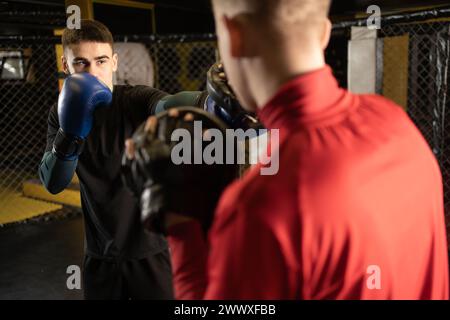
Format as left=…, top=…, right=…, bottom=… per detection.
left=38, top=20, right=209, bottom=299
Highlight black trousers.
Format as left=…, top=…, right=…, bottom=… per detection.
left=83, top=249, right=173, bottom=300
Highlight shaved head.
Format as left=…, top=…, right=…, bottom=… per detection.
left=212, top=0, right=331, bottom=31
left=211, top=0, right=333, bottom=111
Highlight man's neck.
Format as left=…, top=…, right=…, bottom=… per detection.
left=249, top=50, right=326, bottom=109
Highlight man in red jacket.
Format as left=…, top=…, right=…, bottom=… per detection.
left=129, top=0, right=449, bottom=299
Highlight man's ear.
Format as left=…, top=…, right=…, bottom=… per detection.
left=223, top=15, right=247, bottom=58
left=321, top=18, right=332, bottom=50
left=61, top=55, right=70, bottom=74
left=112, top=52, right=118, bottom=72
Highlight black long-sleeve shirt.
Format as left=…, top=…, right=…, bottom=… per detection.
left=39, top=85, right=206, bottom=259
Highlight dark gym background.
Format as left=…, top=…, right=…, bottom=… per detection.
left=0, top=0, right=449, bottom=299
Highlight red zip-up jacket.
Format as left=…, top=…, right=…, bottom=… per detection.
left=167, top=66, right=449, bottom=299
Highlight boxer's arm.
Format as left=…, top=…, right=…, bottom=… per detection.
left=39, top=74, right=112, bottom=194
left=204, top=208, right=289, bottom=299
left=125, top=85, right=167, bottom=119
left=38, top=104, right=77, bottom=194
left=131, top=84, right=253, bottom=129
left=153, top=91, right=208, bottom=114
left=125, top=86, right=206, bottom=126
left=167, top=206, right=289, bottom=300
left=167, top=220, right=208, bottom=299
left=38, top=151, right=77, bottom=194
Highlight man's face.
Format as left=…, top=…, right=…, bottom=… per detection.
left=62, top=41, right=118, bottom=91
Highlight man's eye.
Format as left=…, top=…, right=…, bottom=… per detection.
left=97, top=60, right=106, bottom=65
left=74, top=61, right=87, bottom=66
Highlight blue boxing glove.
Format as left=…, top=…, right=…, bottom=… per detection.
left=53, top=73, right=112, bottom=160
left=58, top=72, right=112, bottom=138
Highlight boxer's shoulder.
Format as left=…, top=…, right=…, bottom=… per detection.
left=357, top=93, right=407, bottom=122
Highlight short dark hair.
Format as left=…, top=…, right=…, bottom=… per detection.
left=62, top=19, right=113, bottom=50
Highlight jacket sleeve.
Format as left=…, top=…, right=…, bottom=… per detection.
left=167, top=205, right=290, bottom=299
left=38, top=104, right=77, bottom=194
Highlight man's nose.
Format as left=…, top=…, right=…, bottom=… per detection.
left=87, top=70, right=100, bottom=79
left=84, top=65, right=100, bottom=78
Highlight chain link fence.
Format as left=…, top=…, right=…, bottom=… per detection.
left=0, top=41, right=59, bottom=219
